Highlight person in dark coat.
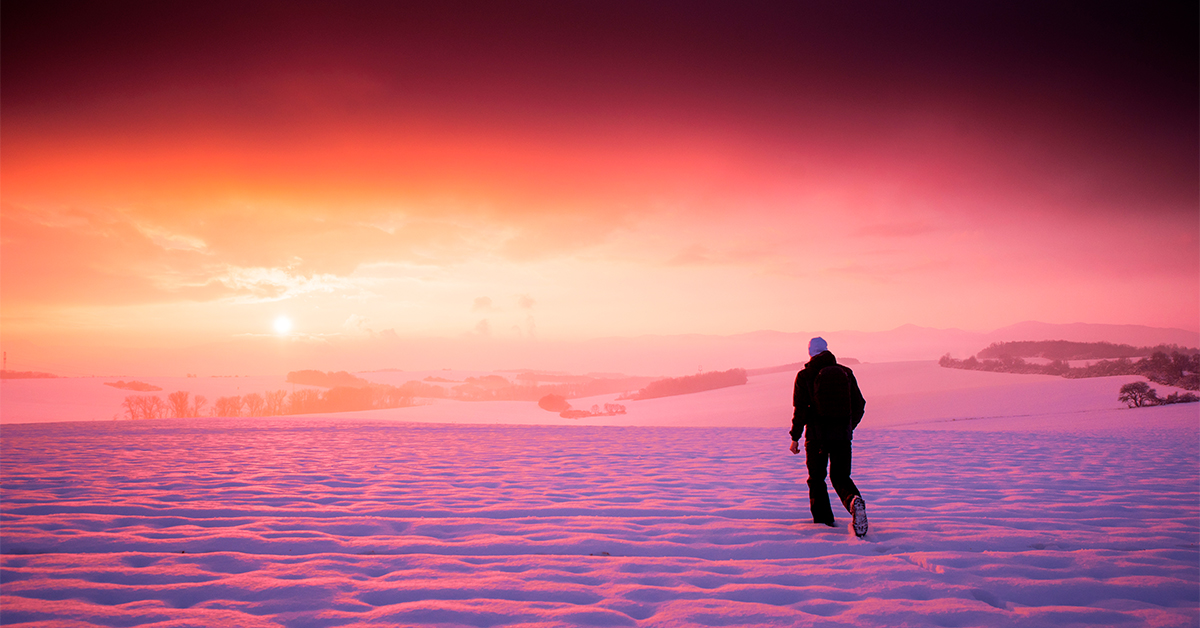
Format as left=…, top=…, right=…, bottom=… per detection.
left=789, top=336, right=869, bottom=536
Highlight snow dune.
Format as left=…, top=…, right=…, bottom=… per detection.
left=2, top=393, right=1197, bottom=627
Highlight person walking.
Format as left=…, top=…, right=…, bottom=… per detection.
left=789, top=337, right=869, bottom=536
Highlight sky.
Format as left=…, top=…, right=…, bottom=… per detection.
left=2, top=1, right=1197, bottom=375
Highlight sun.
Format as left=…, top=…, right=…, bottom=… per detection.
left=273, top=316, right=293, bottom=335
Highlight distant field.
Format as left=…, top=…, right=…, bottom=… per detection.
left=0, top=360, right=1168, bottom=428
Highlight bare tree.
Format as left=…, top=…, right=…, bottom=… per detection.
left=243, top=392, right=266, bottom=417
left=167, top=391, right=190, bottom=418
left=264, top=390, right=288, bottom=416
left=191, top=395, right=207, bottom=418
left=288, top=389, right=322, bottom=414
left=122, top=396, right=140, bottom=420
left=123, top=395, right=166, bottom=420
left=213, top=395, right=243, bottom=417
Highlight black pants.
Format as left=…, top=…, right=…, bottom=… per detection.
left=805, top=439, right=861, bottom=523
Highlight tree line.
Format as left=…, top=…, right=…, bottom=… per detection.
left=1118, top=382, right=1198, bottom=408
left=388, top=373, right=655, bottom=402
left=619, top=368, right=748, bottom=401
left=120, top=386, right=415, bottom=420
left=118, top=367, right=754, bottom=419
left=536, top=393, right=627, bottom=418
left=940, top=349, right=1199, bottom=391
left=0, top=370, right=57, bottom=379
left=976, top=340, right=1195, bottom=361
left=117, top=369, right=658, bottom=419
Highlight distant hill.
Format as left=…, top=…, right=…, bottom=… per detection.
left=0, top=370, right=57, bottom=379
left=104, top=380, right=162, bottom=392
left=58, top=321, right=1197, bottom=377
left=572, top=323, right=1198, bottom=372
left=984, top=322, right=1200, bottom=349
left=286, top=370, right=371, bottom=388
left=977, top=341, right=1198, bottom=361
left=746, top=357, right=859, bottom=377
left=622, top=368, right=748, bottom=400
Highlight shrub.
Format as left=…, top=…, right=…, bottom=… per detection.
left=1118, top=382, right=1160, bottom=408
left=538, top=394, right=571, bottom=412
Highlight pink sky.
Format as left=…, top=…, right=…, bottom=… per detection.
left=2, top=2, right=1196, bottom=375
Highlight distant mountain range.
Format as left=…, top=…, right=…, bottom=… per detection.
left=571, top=322, right=1200, bottom=374
left=25, top=321, right=1198, bottom=378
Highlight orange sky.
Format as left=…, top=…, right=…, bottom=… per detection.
left=2, top=1, right=1197, bottom=375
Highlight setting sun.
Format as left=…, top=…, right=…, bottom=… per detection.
left=273, top=316, right=292, bottom=335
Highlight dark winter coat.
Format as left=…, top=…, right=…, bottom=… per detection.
left=790, top=350, right=866, bottom=442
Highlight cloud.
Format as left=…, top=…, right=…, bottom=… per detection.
left=473, top=319, right=491, bottom=337
left=472, top=296, right=496, bottom=312
left=516, top=294, right=536, bottom=309
left=0, top=203, right=219, bottom=307
left=216, top=266, right=357, bottom=303
left=343, top=314, right=372, bottom=334
left=0, top=202, right=373, bottom=309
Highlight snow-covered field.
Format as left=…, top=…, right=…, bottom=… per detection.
left=2, top=365, right=1198, bottom=627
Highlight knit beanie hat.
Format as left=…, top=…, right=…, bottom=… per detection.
left=808, top=337, right=828, bottom=357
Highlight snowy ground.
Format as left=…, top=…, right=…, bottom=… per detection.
left=1, top=412, right=1196, bottom=625
left=1, top=365, right=1197, bottom=627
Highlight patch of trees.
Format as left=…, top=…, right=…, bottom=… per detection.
left=1118, top=382, right=1198, bottom=408
left=284, top=370, right=652, bottom=403
left=620, top=368, right=748, bottom=401
left=285, top=370, right=371, bottom=388
left=0, top=370, right=57, bottom=379
left=745, top=358, right=859, bottom=377
left=976, top=340, right=1196, bottom=361
left=404, top=374, right=654, bottom=402
left=105, top=380, right=162, bottom=392
left=123, top=395, right=168, bottom=420
left=940, top=350, right=1200, bottom=391
left=538, top=394, right=572, bottom=412
left=537, top=394, right=627, bottom=419
left=120, top=385, right=415, bottom=420
left=394, top=380, right=452, bottom=398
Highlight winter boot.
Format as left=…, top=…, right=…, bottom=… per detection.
left=850, top=496, right=868, bottom=537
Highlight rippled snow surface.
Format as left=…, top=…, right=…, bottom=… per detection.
left=2, top=416, right=1197, bottom=627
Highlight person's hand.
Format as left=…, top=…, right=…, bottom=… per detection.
left=789, top=440, right=800, bottom=455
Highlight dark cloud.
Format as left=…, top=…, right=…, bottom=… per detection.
left=5, top=2, right=1194, bottom=227
left=4, top=2, right=1194, bottom=149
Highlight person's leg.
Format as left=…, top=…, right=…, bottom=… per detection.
left=805, top=440, right=835, bottom=524
left=828, top=440, right=861, bottom=513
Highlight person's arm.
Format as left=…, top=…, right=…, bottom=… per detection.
left=848, top=370, right=866, bottom=430
left=790, top=372, right=807, bottom=453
